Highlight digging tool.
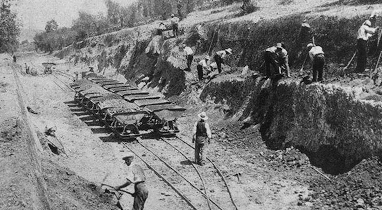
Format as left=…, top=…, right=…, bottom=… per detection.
left=310, top=166, right=333, bottom=183
left=299, top=53, right=309, bottom=76
left=373, top=50, right=382, bottom=74
left=101, top=183, right=135, bottom=197
left=342, top=51, right=357, bottom=74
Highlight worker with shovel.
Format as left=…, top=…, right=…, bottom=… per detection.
left=306, top=43, right=325, bottom=82
left=264, top=43, right=290, bottom=78
left=114, top=153, right=148, bottom=210
left=356, top=20, right=379, bottom=73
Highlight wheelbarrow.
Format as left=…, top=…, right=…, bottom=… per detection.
left=42, top=62, right=56, bottom=74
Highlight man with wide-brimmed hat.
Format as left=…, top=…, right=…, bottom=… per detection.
left=213, top=48, right=233, bottom=74
left=192, top=112, right=212, bottom=165
left=115, top=153, right=148, bottom=210
left=170, top=14, right=180, bottom=37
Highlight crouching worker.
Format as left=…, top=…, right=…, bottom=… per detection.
left=197, top=56, right=210, bottom=81
left=115, top=153, right=148, bottom=210
left=192, top=112, right=212, bottom=166
left=307, top=43, right=325, bottom=82
left=264, top=43, right=290, bottom=78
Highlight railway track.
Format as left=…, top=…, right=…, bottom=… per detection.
left=49, top=72, right=239, bottom=209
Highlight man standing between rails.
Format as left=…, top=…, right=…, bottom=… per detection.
left=307, top=43, right=325, bottom=82
left=170, top=14, right=180, bottom=37
left=197, top=56, right=211, bottom=81
left=264, top=43, right=290, bottom=78
left=356, top=20, right=379, bottom=73
left=192, top=112, right=212, bottom=166
left=213, top=48, right=232, bottom=74
left=182, top=44, right=194, bottom=71
left=115, top=153, right=148, bottom=210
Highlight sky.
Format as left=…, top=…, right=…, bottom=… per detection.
left=15, top=0, right=136, bottom=31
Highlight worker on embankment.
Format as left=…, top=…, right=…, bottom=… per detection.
left=170, top=14, right=179, bottom=37
left=115, top=153, right=148, bottom=210
left=356, top=20, right=379, bottom=73
left=213, top=48, right=232, bottom=74
left=192, top=112, right=212, bottom=166
left=181, top=44, right=194, bottom=71
left=264, top=43, right=290, bottom=78
left=196, top=56, right=210, bottom=81
left=307, top=43, right=325, bottom=82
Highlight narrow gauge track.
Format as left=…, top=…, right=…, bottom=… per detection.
left=122, top=136, right=238, bottom=210
left=51, top=72, right=74, bottom=92
left=49, top=73, right=238, bottom=209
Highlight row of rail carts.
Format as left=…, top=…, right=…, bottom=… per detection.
left=70, top=75, right=186, bottom=140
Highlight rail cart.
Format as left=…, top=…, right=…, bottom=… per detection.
left=42, top=62, right=56, bottom=74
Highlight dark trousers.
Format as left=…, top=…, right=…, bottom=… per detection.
left=186, top=55, right=193, bottom=70
left=263, top=51, right=279, bottom=77
left=213, top=54, right=224, bottom=73
left=312, top=54, right=325, bottom=82
left=133, top=182, right=148, bottom=210
left=172, top=24, right=179, bottom=37
left=197, top=64, right=203, bottom=81
left=356, top=39, right=367, bottom=73
left=195, top=136, right=208, bottom=165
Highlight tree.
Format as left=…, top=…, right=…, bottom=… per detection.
left=0, top=0, right=20, bottom=53
left=45, top=19, right=58, bottom=33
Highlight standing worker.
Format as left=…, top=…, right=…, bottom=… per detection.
left=170, top=14, right=179, bottom=37
left=356, top=20, right=379, bottom=73
left=264, top=43, right=290, bottom=78
left=307, top=43, right=325, bottom=82
left=115, top=153, right=148, bottom=210
left=182, top=44, right=194, bottom=71
left=213, top=48, right=232, bottom=74
left=192, top=112, right=212, bottom=166
left=196, top=56, right=210, bottom=81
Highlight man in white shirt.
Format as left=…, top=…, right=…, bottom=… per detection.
left=192, top=112, right=212, bottom=165
left=170, top=14, right=180, bottom=37
left=197, top=56, right=210, bottom=81
left=307, top=43, right=325, bottom=82
left=213, top=48, right=232, bottom=74
left=115, top=153, right=148, bottom=210
left=356, top=20, right=379, bottom=73
left=182, top=44, right=194, bottom=71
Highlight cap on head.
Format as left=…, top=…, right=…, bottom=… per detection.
left=205, top=56, right=210, bottom=60
left=171, top=14, right=175, bottom=17
left=225, top=48, right=232, bottom=54
left=370, top=11, right=378, bottom=19
left=307, top=43, right=314, bottom=48
left=122, top=152, right=134, bottom=160
left=198, top=111, right=208, bottom=120
left=364, top=20, right=372, bottom=27
left=276, top=43, right=283, bottom=49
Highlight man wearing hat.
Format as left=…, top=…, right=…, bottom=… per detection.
left=192, top=112, right=212, bottom=165
left=115, top=153, right=148, bottom=210
left=213, top=48, right=233, bottom=74
left=197, top=56, right=211, bottom=81
left=264, top=43, right=290, bottom=78
left=307, top=43, right=325, bottom=82
left=356, top=20, right=379, bottom=73
left=170, top=14, right=180, bottom=37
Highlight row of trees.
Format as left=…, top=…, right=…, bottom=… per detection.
left=0, top=0, right=20, bottom=53
left=33, top=0, right=249, bottom=53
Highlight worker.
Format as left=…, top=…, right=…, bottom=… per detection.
left=307, top=43, right=325, bottom=82
left=12, top=55, right=16, bottom=63
left=170, top=14, right=179, bottom=37
left=157, top=22, right=166, bottom=35
left=182, top=44, right=194, bottom=71
left=115, top=153, right=148, bottom=210
left=264, top=43, right=290, bottom=78
left=197, top=56, right=210, bottom=81
left=369, top=11, right=378, bottom=27
left=213, top=48, right=232, bottom=74
left=192, top=112, right=212, bottom=166
left=356, top=20, right=379, bottom=73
